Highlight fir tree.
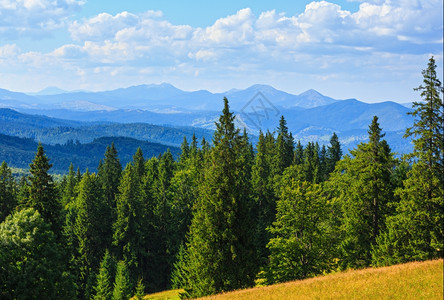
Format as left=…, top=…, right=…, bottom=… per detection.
left=183, top=98, right=257, bottom=297
left=272, top=116, right=294, bottom=177
left=94, top=250, right=115, bottom=300
left=113, top=164, right=147, bottom=284
left=326, top=132, right=342, bottom=174
left=112, top=261, right=132, bottom=300
left=74, top=171, right=107, bottom=299
left=132, top=148, right=145, bottom=180
left=0, top=161, right=17, bottom=223
left=372, top=57, right=444, bottom=265
left=330, top=117, right=395, bottom=268
left=25, top=143, right=61, bottom=236
left=251, top=131, right=275, bottom=266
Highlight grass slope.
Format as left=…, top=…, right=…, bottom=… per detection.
left=195, top=260, right=443, bottom=300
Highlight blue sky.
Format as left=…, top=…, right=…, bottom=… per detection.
left=0, top=0, right=442, bottom=103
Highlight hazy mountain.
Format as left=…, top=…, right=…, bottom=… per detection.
left=28, top=87, right=68, bottom=96
left=8, top=83, right=338, bottom=111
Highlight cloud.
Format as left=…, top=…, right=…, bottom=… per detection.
left=0, top=0, right=84, bottom=38
left=0, top=1, right=441, bottom=100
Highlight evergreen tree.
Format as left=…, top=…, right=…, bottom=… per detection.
left=272, top=116, right=294, bottom=177
left=25, top=143, right=61, bottom=236
left=326, top=132, right=342, bottom=175
left=134, top=278, right=145, bottom=300
left=98, top=142, right=122, bottom=214
left=293, top=140, right=304, bottom=165
left=329, top=117, right=395, bottom=268
left=74, top=171, right=108, bottom=299
left=112, top=261, right=132, bottom=300
left=94, top=250, right=115, bottom=300
left=372, top=57, right=444, bottom=265
left=62, top=163, right=78, bottom=208
left=251, top=131, right=275, bottom=266
left=0, top=161, right=17, bottom=223
left=183, top=98, right=257, bottom=297
left=179, top=136, right=190, bottom=165
left=113, top=164, right=147, bottom=284
left=132, top=148, right=145, bottom=180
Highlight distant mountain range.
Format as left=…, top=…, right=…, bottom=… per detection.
left=0, top=133, right=180, bottom=173
left=0, top=83, right=415, bottom=163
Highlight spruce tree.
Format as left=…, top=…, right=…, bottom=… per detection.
left=98, top=142, right=122, bottom=214
left=326, top=132, right=342, bottom=175
left=132, top=148, right=145, bottom=180
left=74, top=171, right=107, bottom=299
left=329, top=117, right=395, bottom=268
left=26, top=143, right=61, bottom=236
left=0, top=161, right=17, bottom=223
left=112, top=261, right=132, bottom=300
left=293, top=140, right=304, bottom=165
left=113, top=164, right=147, bottom=284
left=94, top=250, right=115, bottom=300
left=183, top=98, right=257, bottom=297
left=62, top=163, right=78, bottom=208
left=251, top=131, right=275, bottom=266
left=272, top=116, right=294, bottom=177
left=372, top=57, right=444, bottom=265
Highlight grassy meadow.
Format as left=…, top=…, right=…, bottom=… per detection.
left=142, top=259, right=443, bottom=299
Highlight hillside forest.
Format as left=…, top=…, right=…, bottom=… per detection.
left=0, top=58, right=442, bottom=299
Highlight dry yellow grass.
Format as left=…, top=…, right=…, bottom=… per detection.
left=199, top=260, right=443, bottom=300
left=141, top=288, right=184, bottom=300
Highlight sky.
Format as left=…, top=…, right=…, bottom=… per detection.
left=0, top=0, right=442, bottom=103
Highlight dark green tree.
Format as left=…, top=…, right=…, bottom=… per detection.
left=132, top=148, right=146, bottom=180
left=98, top=142, right=122, bottom=214
left=113, top=164, right=148, bottom=284
left=372, top=57, right=444, bottom=265
left=251, top=131, right=275, bottom=266
left=25, top=143, right=61, bottom=236
left=293, top=140, right=304, bottom=165
left=329, top=117, right=395, bottom=268
left=74, top=171, right=108, bottom=299
left=0, top=161, right=17, bottom=223
left=326, top=132, right=342, bottom=175
left=272, top=116, right=294, bottom=177
left=182, top=98, right=257, bottom=297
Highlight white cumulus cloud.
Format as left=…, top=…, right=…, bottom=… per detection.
left=0, top=0, right=84, bottom=38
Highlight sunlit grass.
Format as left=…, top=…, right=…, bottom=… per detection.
left=141, top=288, right=184, bottom=300
left=198, top=259, right=443, bottom=300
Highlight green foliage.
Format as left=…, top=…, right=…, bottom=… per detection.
left=183, top=98, right=257, bottom=297
left=265, top=166, right=334, bottom=284
left=74, top=171, right=108, bottom=298
left=25, top=143, right=62, bottom=236
left=251, top=131, right=276, bottom=266
left=94, top=249, right=115, bottom=300
left=329, top=117, right=396, bottom=268
left=0, top=208, right=75, bottom=299
left=113, top=163, right=147, bottom=284
left=373, top=57, right=444, bottom=266
left=0, top=161, right=17, bottom=223
left=112, top=261, right=132, bottom=300
left=134, top=278, right=146, bottom=300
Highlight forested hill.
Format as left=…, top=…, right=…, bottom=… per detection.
left=0, top=133, right=180, bottom=173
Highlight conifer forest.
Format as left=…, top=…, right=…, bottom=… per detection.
left=0, top=59, right=442, bottom=299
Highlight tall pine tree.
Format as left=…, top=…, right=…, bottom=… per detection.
left=181, top=98, right=257, bottom=297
